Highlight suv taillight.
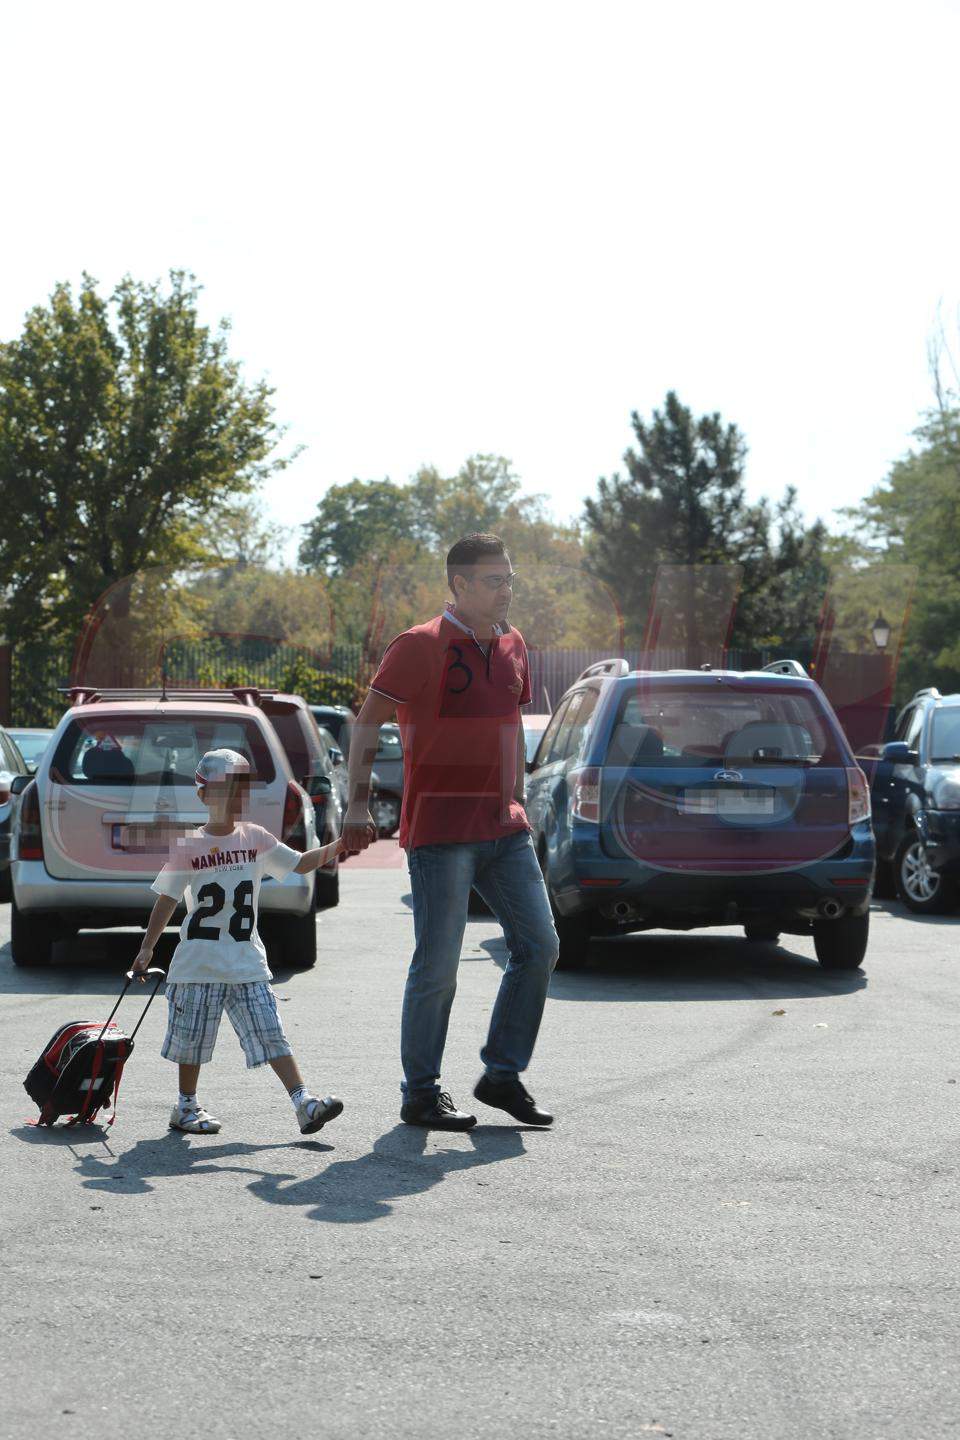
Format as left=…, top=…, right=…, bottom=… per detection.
left=847, top=767, right=870, bottom=826
left=18, top=779, right=44, bottom=860
left=569, top=767, right=601, bottom=823
left=282, top=781, right=308, bottom=851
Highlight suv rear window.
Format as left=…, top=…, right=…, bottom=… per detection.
left=605, top=683, right=844, bottom=767
left=50, top=714, right=277, bottom=786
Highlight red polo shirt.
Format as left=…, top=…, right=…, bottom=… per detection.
left=369, top=608, right=533, bottom=850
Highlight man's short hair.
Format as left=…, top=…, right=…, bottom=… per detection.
left=446, top=533, right=508, bottom=592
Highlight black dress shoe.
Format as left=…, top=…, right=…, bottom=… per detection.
left=473, top=1075, right=554, bottom=1126
left=400, top=1089, right=477, bottom=1130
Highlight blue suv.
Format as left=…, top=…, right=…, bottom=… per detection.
left=524, top=659, right=875, bottom=970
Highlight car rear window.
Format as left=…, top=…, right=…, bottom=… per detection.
left=604, top=683, right=845, bottom=767
left=50, top=714, right=277, bottom=786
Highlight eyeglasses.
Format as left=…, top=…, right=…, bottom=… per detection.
left=475, top=570, right=519, bottom=591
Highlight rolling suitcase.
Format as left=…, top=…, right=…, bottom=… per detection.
left=24, top=967, right=165, bottom=1127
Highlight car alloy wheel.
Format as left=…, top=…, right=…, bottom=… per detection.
left=894, top=833, right=956, bottom=914
left=899, top=838, right=940, bottom=904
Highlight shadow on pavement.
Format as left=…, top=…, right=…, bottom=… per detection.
left=11, top=1125, right=336, bottom=1195
left=0, top=931, right=311, bottom=996
left=10, top=1121, right=533, bottom=1223
left=871, top=897, right=959, bottom=926
left=481, top=933, right=867, bottom=1002
left=242, top=1122, right=531, bottom=1223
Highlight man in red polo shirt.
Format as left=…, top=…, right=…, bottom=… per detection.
left=342, top=533, right=559, bottom=1130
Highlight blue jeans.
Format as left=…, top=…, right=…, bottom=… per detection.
left=401, top=829, right=560, bottom=1099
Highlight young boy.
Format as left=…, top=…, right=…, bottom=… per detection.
left=132, top=747, right=344, bottom=1136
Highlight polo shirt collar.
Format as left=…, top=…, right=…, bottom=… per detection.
left=442, top=601, right=506, bottom=638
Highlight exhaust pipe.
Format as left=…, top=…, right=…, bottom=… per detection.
left=818, top=898, right=843, bottom=919
left=613, top=900, right=634, bottom=919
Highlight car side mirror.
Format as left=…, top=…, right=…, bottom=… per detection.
left=305, top=774, right=333, bottom=799
left=525, top=758, right=536, bottom=773
left=10, top=773, right=32, bottom=795
left=880, top=741, right=917, bottom=764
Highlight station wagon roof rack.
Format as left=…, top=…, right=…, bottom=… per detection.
left=57, top=685, right=277, bottom=708
left=761, top=659, right=809, bottom=678
left=575, top=658, right=631, bottom=682
left=910, top=686, right=942, bottom=701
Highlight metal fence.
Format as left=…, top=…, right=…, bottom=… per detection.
left=4, top=639, right=369, bottom=727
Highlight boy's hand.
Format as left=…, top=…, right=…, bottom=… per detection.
left=131, top=946, right=153, bottom=981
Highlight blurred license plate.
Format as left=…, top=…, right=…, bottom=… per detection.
left=111, top=823, right=179, bottom=853
left=680, top=789, right=775, bottom=816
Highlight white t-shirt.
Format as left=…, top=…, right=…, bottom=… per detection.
left=150, top=821, right=302, bottom=984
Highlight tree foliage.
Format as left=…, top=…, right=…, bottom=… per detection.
left=301, top=454, right=622, bottom=651
left=841, top=392, right=960, bottom=698
left=581, top=390, right=828, bottom=650
left=0, top=270, right=292, bottom=646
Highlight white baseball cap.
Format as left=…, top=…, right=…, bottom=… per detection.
left=194, top=748, right=252, bottom=787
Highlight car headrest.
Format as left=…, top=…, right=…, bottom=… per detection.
left=724, top=721, right=811, bottom=761
left=607, top=723, right=664, bottom=766
left=81, top=745, right=135, bottom=780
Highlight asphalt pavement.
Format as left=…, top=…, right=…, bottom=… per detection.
left=1, top=845, right=958, bottom=1440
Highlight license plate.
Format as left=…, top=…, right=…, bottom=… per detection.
left=680, top=789, right=775, bottom=816
left=111, top=822, right=180, bottom=853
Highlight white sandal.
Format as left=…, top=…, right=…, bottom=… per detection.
left=169, top=1102, right=222, bottom=1134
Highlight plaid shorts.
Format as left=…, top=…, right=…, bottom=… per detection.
left=162, top=982, right=293, bottom=1069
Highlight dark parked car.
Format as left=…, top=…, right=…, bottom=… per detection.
left=524, top=658, right=874, bottom=969
left=259, top=693, right=343, bottom=909
left=308, top=704, right=354, bottom=752
left=316, top=725, right=350, bottom=812
left=863, top=686, right=960, bottom=913
left=309, top=705, right=402, bottom=837
left=368, top=724, right=402, bottom=837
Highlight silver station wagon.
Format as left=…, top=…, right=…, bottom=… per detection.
left=10, top=686, right=323, bottom=969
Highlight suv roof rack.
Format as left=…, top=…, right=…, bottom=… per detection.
left=575, top=658, right=631, bottom=682
left=911, top=687, right=942, bottom=701
left=57, top=685, right=276, bottom=708
left=761, top=659, right=809, bottom=678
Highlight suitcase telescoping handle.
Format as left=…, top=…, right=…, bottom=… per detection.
left=95, top=968, right=166, bottom=1045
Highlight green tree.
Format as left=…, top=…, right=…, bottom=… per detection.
left=841, top=394, right=960, bottom=698
left=582, top=390, right=823, bottom=652
left=300, top=453, right=622, bottom=651
left=298, top=479, right=416, bottom=574
left=0, top=270, right=293, bottom=646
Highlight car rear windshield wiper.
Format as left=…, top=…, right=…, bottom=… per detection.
left=744, top=755, right=818, bottom=765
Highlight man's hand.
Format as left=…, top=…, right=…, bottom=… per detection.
left=341, top=807, right=378, bottom=854
left=131, top=945, right=153, bottom=982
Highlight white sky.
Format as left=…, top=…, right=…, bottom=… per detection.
left=4, top=0, right=960, bottom=568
